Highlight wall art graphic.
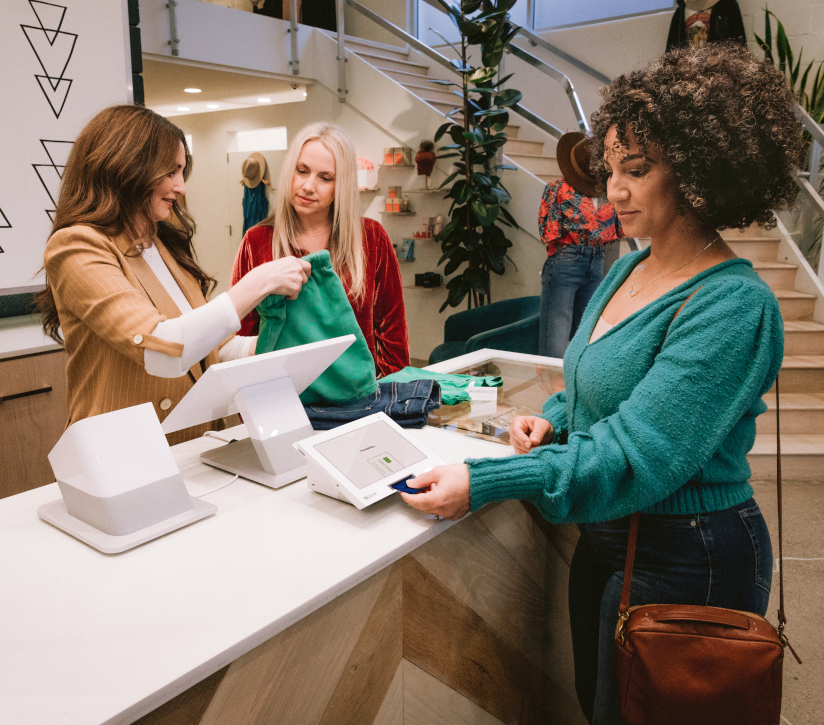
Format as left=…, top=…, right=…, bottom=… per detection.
left=21, top=0, right=77, bottom=119
left=33, top=139, right=73, bottom=221
left=0, top=209, right=10, bottom=229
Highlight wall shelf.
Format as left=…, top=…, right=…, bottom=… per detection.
left=403, top=285, right=442, bottom=290
left=405, top=188, right=450, bottom=194
left=358, top=188, right=379, bottom=193
left=380, top=164, right=415, bottom=168
left=381, top=211, right=415, bottom=216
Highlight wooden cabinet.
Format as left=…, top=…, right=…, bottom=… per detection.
left=0, top=349, right=68, bottom=498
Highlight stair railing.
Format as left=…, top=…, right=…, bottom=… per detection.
left=341, top=0, right=570, bottom=139
left=793, top=104, right=824, bottom=283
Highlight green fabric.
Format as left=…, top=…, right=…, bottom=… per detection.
left=467, top=252, right=784, bottom=523
left=255, top=250, right=378, bottom=405
left=380, top=366, right=503, bottom=406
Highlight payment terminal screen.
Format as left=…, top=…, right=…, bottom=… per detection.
left=313, top=421, right=427, bottom=489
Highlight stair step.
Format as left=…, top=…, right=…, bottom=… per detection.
left=505, top=138, right=545, bottom=155
left=345, top=40, right=410, bottom=62
left=359, top=52, right=430, bottom=74
left=380, top=68, right=451, bottom=90
left=721, top=225, right=776, bottom=239
left=758, top=393, right=824, bottom=434
left=504, top=153, right=560, bottom=176
left=748, top=434, right=824, bottom=480
left=784, top=320, right=824, bottom=356
left=401, top=82, right=459, bottom=104
left=751, top=261, right=798, bottom=289
left=726, top=238, right=780, bottom=261
left=774, top=290, right=816, bottom=320
left=538, top=174, right=562, bottom=184
left=771, top=356, right=824, bottom=392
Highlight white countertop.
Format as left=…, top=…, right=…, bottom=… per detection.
left=0, top=424, right=512, bottom=725
left=0, top=314, right=62, bottom=360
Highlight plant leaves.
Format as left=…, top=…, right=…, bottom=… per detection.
left=434, top=122, right=454, bottom=142
left=468, top=66, right=497, bottom=83
left=450, top=58, right=472, bottom=73
left=494, top=88, right=522, bottom=108
left=471, top=199, right=499, bottom=226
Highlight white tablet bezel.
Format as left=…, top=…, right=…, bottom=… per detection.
left=294, top=412, right=442, bottom=509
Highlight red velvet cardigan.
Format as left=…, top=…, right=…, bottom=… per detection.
left=230, top=217, right=410, bottom=377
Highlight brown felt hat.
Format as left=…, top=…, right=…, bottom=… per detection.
left=241, top=152, right=267, bottom=189
left=556, top=132, right=600, bottom=198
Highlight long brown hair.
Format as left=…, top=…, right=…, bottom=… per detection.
left=36, top=105, right=215, bottom=342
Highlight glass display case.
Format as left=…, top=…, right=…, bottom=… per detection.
left=425, top=350, right=564, bottom=445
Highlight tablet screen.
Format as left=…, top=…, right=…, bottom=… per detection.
left=313, top=420, right=427, bottom=488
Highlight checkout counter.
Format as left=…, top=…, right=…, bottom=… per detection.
left=0, top=350, right=586, bottom=725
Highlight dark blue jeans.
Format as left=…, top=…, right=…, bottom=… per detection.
left=568, top=499, right=772, bottom=725
left=539, top=244, right=606, bottom=359
left=304, top=379, right=441, bottom=430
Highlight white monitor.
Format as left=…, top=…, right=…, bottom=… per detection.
left=295, top=412, right=443, bottom=509
left=162, top=335, right=355, bottom=489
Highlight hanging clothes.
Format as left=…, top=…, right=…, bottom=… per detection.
left=380, top=366, right=503, bottom=406
left=666, top=0, right=746, bottom=53
left=255, top=250, right=379, bottom=406
left=242, top=183, right=269, bottom=237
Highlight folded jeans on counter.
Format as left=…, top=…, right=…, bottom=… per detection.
left=304, top=379, right=442, bottom=430
left=379, top=366, right=503, bottom=406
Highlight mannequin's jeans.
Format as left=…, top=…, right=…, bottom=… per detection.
left=568, top=500, right=772, bottom=725
left=539, top=244, right=606, bottom=359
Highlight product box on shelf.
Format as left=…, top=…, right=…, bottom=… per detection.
left=384, top=148, right=394, bottom=164
left=397, top=238, right=415, bottom=261
left=388, top=186, right=402, bottom=199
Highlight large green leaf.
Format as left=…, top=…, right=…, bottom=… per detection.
left=776, top=19, right=789, bottom=73
left=471, top=199, right=499, bottom=226
left=494, top=88, right=522, bottom=108
left=468, top=66, right=497, bottom=83
left=434, top=121, right=454, bottom=142
left=482, top=36, right=504, bottom=68
left=450, top=58, right=472, bottom=73
left=463, top=129, right=484, bottom=144
left=461, top=0, right=482, bottom=12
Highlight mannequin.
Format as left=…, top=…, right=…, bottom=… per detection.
left=666, top=0, right=745, bottom=52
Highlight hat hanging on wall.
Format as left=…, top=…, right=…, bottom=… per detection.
left=556, top=132, right=600, bottom=198
left=241, top=152, right=268, bottom=188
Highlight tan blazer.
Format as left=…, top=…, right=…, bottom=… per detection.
left=44, top=225, right=221, bottom=445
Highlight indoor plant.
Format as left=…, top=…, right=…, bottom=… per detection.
left=432, top=0, right=522, bottom=311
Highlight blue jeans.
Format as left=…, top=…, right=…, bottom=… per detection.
left=304, top=379, right=441, bottom=430
left=568, top=500, right=772, bottom=725
left=539, top=244, right=606, bottom=359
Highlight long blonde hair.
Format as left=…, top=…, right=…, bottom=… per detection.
left=259, top=122, right=365, bottom=302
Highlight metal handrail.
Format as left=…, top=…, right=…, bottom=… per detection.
left=288, top=0, right=299, bottom=74
left=417, top=0, right=590, bottom=132
left=344, top=0, right=571, bottom=140
left=515, top=26, right=610, bottom=86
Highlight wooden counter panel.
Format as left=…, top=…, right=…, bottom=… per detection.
left=0, top=349, right=67, bottom=497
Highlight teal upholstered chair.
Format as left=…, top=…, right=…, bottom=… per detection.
left=428, top=296, right=541, bottom=365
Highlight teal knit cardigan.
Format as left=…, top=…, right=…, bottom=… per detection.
left=467, top=249, right=784, bottom=523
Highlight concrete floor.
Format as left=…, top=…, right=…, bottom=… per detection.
left=751, top=479, right=823, bottom=725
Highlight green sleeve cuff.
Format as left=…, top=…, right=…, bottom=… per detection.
left=467, top=453, right=548, bottom=512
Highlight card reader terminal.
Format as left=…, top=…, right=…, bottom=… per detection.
left=390, top=476, right=428, bottom=495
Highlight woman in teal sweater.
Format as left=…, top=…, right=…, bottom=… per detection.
left=402, top=44, right=803, bottom=724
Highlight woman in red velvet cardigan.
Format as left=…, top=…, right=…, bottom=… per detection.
left=231, top=122, right=410, bottom=377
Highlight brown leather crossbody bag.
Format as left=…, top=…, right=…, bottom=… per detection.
left=613, top=292, right=802, bottom=725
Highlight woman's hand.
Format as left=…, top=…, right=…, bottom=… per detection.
left=509, top=416, right=554, bottom=454
left=227, top=255, right=311, bottom=319
left=400, top=463, right=470, bottom=521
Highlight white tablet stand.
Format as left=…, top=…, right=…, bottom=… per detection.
left=38, top=403, right=216, bottom=554
left=161, top=336, right=355, bottom=489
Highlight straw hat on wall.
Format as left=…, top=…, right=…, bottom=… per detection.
left=241, top=152, right=267, bottom=189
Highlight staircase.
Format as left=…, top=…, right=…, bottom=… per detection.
left=342, top=36, right=562, bottom=185
left=725, top=227, right=824, bottom=479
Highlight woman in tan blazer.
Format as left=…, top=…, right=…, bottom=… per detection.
left=38, top=105, right=311, bottom=444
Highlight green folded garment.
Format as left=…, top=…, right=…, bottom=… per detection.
left=255, top=250, right=379, bottom=405
left=380, top=366, right=503, bottom=406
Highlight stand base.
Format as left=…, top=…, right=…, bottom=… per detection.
left=200, top=438, right=307, bottom=489
left=37, top=497, right=216, bottom=555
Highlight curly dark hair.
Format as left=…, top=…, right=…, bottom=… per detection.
left=590, top=42, right=804, bottom=230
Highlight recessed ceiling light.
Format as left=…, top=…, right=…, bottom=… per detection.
left=184, top=88, right=201, bottom=93
left=206, top=103, right=220, bottom=109
left=177, top=106, right=190, bottom=111
left=257, top=98, right=271, bottom=103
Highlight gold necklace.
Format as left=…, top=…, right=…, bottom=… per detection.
left=629, top=236, right=719, bottom=297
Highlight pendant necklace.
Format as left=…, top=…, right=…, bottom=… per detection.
left=628, top=235, right=720, bottom=297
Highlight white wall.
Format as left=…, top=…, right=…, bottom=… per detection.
left=0, top=0, right=131, bottom=293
